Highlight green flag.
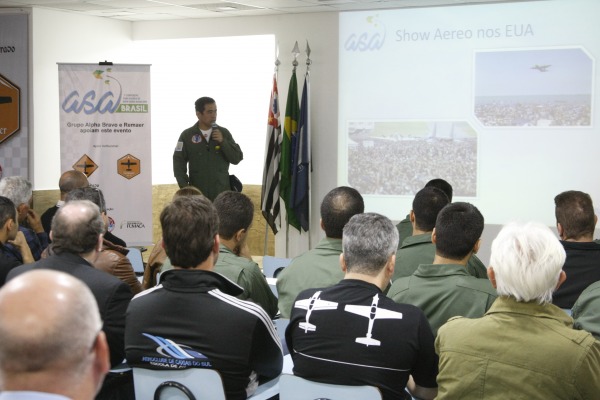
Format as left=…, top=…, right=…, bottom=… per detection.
left=280, top=71, right=300, bottom=230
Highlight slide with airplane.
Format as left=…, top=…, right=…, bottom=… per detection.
left=531, top=64, right=551, bottom=72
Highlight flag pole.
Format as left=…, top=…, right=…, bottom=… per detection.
left=305, top=40, right=312, bottom=249
left=285, top=41, right=300, bottom=257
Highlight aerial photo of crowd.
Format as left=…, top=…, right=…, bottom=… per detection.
left=474, top=98, right=591, bottom=127
left=348, top=137, right=477, bottom=197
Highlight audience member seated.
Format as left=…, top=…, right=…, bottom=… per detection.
left=435, top=222, right=600, bottom=399
left=142, top=186, right=203, bottom=289
left=552, top=190, right=600, bottom=309
left=0, top=196, right=34, bottom=285
left=396, top=178, right=453, bottom=248
left=277, top=186, right=364, bottom=318
left=63, top=187, right=142, bottom=295
left=573, top=280, right=600, bottom=339
left=213, top=191, right=278, bottom=318
left=0, top=176, right=48, bottom=261
left=394, top=186, right=486, bottom=280
left=125, top=196, right=282, bottom=400
left=40, top=169, right=89, bottom=234
left=8, top=200, right=132, bottom=370
left=389, top=202, right=497, bottom=335
left=0, top=269, right=110, bottom=400
left=287, top=213, right=438, bottom=400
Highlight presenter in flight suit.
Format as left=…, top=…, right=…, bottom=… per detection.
left=173, top=96, right=243, bottom=201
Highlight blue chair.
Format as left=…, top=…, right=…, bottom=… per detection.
left=133, top=367, right=226, bottom=400
left=126, top=247, right=145, bottom=276
left=279, top=374, right=382, bottom=400
left=262, top=256, right=292, bottom=278
left=274, top=318, right=290, bottom=355
left=133, top=367, right=280, bottom=399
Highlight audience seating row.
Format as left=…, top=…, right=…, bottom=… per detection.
left=134, top=367, right=383, bottom=400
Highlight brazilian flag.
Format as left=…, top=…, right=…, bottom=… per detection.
left=280, top=71, right=300, bottom=231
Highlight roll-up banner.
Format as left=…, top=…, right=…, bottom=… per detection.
left=58, top=63, right=152, bottom=246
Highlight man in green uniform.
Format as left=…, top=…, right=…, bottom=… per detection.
left=395, top=187, right=487, bottom=280
left=573, top=280, right=600, bottom=339
left=389, top=202, right=496, bottom=336
left=396, top=178, right=453, bottom=248
left=173, top=97, right=243, bottom=201
left=213, top=191, right=278, bottom=318
left=276, top=186, right=364, bottom=318
left=436, top=222, right=600, bottom=399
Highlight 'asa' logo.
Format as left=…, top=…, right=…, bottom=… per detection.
left=344, top=15, right=386, bottom=52
left=61, top=68, right=122, bottom=115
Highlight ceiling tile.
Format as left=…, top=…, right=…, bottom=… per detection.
left=0, top=0, right=532, bottom=20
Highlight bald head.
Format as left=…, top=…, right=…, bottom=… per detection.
left=320, top=186, right=365, bottom=239
left=0, top=270, right=108, bottom=396
left=51, top=200, right=104, bottom=255
left=59, top=170, right=89, bottom=197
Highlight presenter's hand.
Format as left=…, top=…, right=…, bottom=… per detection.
left=211, top=128, right=223, bottom=144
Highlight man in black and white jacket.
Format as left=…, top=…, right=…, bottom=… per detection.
left=125, top=195, right=282, bottom=400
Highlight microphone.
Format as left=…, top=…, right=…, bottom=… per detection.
left=209, top=123, right=218, bottom=142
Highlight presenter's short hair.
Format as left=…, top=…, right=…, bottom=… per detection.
left=195, top=97, right=216, bottom=113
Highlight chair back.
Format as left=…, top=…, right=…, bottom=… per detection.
left=279, top=374, right=382, bottom=400
left=126, top=247, right=145, bottom=275
left=133, top=367, right=226, bottom=400
left=274, top=318, right=290, bottom=355
left=262, top=256, right=292, bottom=278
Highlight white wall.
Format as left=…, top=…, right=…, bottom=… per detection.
left=131, top=13, right=339, bottom=255
left=30, top=9, right=338, bottom=256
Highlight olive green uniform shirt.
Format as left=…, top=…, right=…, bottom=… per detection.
left=214, top=245, right=278, bottom=318
left=388, top=263, right=497, bottom=336
left=393, top=233, right=487, bottom=281
left=276, top=238, right=343, bottom=319
left=573, top=280, right=600, bottom=340
left=395, top=215, right=412, bottom=249
left=173, top=123, right=243, bottom=201
left=436, top=297, right=600, bottom=399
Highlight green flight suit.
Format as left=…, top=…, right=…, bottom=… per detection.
left=395, top=215, right=413, bottom=249
left=214, top=245, right=278, bottom=318
left=573, top=280, right=600, bottom=340
left=394, top=233, right=487, bottom=281
left=276, top=238, right=343, bottom=319
left=436, top=297, right=600, bottom=399
left=388, top=263, right=497, bottom=336
left=173, top=122, right=243, bottom=201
